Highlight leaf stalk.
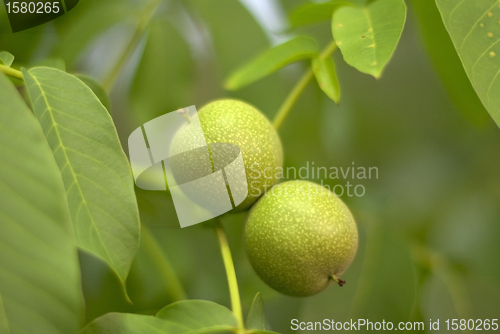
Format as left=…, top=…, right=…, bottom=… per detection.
left=0, top=64, right=23, bottom=81
left=272, top=40, right=337, bottom=130
left=215, top=221, right=245, bottom=334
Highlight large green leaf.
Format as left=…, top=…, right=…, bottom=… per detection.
left=82, top=300, right=238, bottom=334
left=436, top=0, right=500, bottom=128
left=289, top=1, right=352, bottom=28
left=312, top=56, right=341, bottom=103
left=76, top=74, right=111, bottom=112
left=410, top=0, right=488, bottom=125
left=22, top=67, right=140, bottom=284
left=0, top=73, right=84, bottom=334
left=130, top=19, right=194, bottom=125
left=225, top=36, right=319, bottom=90
left=156, top=300, right=237, bottom=333
left=245, top=293, right=271, bottom=332
left=80, top=313, right=186, bottom=334
left=332, top=0, right=406, bottom=78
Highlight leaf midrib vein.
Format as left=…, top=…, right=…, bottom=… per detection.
left=29, top=73, right=118, bottom=275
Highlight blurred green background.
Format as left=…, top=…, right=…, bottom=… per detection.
left=2, top=0, right=500, bottom=333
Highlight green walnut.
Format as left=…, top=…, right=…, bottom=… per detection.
left=244, top=180, right=358, bottom=297
left=169, top=99, right=283, bottom=211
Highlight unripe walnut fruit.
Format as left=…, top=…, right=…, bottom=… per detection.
left=170, top=99, right=283, bottom=211
left=244, top=180, right=358, bottom=297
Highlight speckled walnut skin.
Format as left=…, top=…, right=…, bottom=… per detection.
left=244, top=180, right=358, bottom=297
left=170, top=99, right=283, bottom=211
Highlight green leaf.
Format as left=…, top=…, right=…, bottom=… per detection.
left=80, top=313, right=186, bottom=334
left=130, top=19, right=194, bottom=125
left=436, top=0, right=500, bottom=128
left=156, top=300, right=238, bottom=333
left=76, top=74, right=111, bottom=112
left=246, top=293, right=271, bottom=331
left=348, top=226, right=416, bottom=323
left=22, top=67, right=140, bottom=285
left=410, top=0, right=488, bottom=126
left=332, top=0, right=406, bottom=78
left=0, top=73, right=84, bottom=334
left=225, top=36, right=319, bottom=90
left=312, top=56, right=341, bottom=103
left=289, top=1, right=352, bottom=28
left=0, top=51, right=14, bottom=67
left=82, top=300, right=238, bottom=334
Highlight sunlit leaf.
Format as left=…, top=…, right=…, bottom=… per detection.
left=410, top=0, right=488, bottom=126
left=225, top=36, right=319, bottom=90
left=245, top=293, right=273, bottom=332
left=76, top=74, right=111, bottom=112
left=312, top=56, right=341, bottom=103
left=156, top=300, right=237, bottom=332
left=332, top=0, right=406, bottom=78
left=289, top=1, right=352, bottom=28
left=0, top=51, right=14, bottom=66
left=22, top=67, right=140, bottom=285
left=0, top=73, right=84, bottom=334
left=436, top=0, right=500, bottom=128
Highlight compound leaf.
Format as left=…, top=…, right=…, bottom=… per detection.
left=22, top=67, right=140, bottom=285
left=225, top=36, right=319, bottom=90
left=332, top=0, right=406, bottom=78
left=436, top=0, right=500, bottom=128
left=0, top=73, right=83, bottom=334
